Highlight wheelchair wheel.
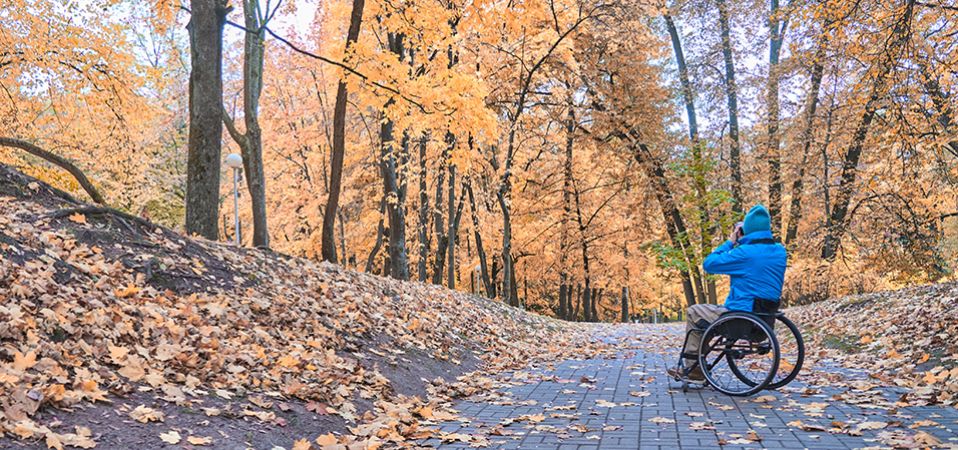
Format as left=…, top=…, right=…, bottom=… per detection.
left=767, top=316, right=804, bottom=389
left=698, top=314, right=779, bottom=396
left=727, top=315, right=803, bottom=390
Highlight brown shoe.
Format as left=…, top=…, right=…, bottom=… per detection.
left=668, top=365, right=705, bottom=382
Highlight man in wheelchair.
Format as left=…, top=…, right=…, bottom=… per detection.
left=667, top=205, right=787, bottom=382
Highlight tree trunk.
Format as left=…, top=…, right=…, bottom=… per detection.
left=491, top=257, right=499, bottom=298
left=417, top=135, right=430, bottom=281
left=593, top=288, right=601, bottom=322
left=447, top=160, right=457, bottom=289
left=510, top=260, right=520, bottom=307
left=498, top=187, right=515, bottom=306
left=620, top=286, right=629, bottom=323
left=321, top=0, right=365, bottom=261
left=465, top=180, right=493, bottom=297
left=631, top=140, right=697, bottom=306
left=222, top=0, right=269, bottom=248
left=821, top=1, right=915, bottom=260
left=380, top=126, right=409, bottom=279
left=573, top=184, right=593, bottom=321
left=785, top=33, right=827, bottom=246
left=766, top=0, right=786, bottom=234
left=665, top=15, right=712, bottom=304
left=185, top=0, right=228, bottom=240
left=717, top=0, right=743, bottom=214
left=582, top=279, right=592, bottom=322
left=377, top=34, right=410, bottom=279
left=573, top=283, right=581, bottom=321
left=431, top=151, right=448, bottom=284
left=664, top=15, right=698, bottom=142
left=365, top=192, right=386, bottom=273
left=337, top=209, right=348, bottom=265
left=559, top=89, right=576, bottom=321
left=558, top=283, right=568, bottom=320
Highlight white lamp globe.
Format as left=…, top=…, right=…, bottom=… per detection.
left=225, top=153, right=243, bottom=169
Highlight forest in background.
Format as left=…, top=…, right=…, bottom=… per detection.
left=2, top=0, right=957, bottom=320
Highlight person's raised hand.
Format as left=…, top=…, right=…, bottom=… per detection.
left=729, top=222, right=744, bottom=244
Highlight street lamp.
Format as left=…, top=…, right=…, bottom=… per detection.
left=225, top=153, right=243, bottom=246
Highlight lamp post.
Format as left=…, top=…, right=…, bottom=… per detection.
left=225, top=153, right=243, bottom=246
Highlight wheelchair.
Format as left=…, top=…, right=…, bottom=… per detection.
left=671, top=301, right=805, bottom=396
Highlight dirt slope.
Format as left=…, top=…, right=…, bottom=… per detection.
left=0, top=164, right=606, bottom=449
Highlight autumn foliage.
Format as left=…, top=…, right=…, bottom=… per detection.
left=2, top=0, right=957, bottom=319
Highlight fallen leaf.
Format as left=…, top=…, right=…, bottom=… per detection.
left=187, top=435, right=213, bottom=445
left=314, top=433, right=338, bottom=446
left=13, top=351, right=37, bottom=372
left=159, top=431, right=181, bottom=444
left=130, top=405, right=164, bottom=423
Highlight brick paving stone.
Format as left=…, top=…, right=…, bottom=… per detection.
left=418, top=324, right=958, bottom=449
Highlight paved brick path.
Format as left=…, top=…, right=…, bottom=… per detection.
left=423, top=324, right=958, bottom=449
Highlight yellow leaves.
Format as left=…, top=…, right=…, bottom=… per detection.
left=129, top=405, right=165, bottom=423
left=158, top=430, right=181, bottom=444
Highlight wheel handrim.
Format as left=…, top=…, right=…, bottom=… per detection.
left=699, top=315, right=780, bottom=396
left=767, top=316, right=804, bottom=389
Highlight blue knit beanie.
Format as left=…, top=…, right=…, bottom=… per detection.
left=743, top=204, right=771, bottom=235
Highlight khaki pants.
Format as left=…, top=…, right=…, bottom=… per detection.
left=683, top=304, right=727, bottom=365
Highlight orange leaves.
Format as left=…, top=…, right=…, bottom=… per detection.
left=0, top=174, right=613, bottom=448
left=108, top=345, right=129, bottom=364
left=12, top=350, right=37, bottom=372
left=67, top=213, right=87, bottom=224
left=314, top=433, right=338, bottom=446
left=114, top=284, right=140, bottom=298
left=129, top=405, right=165, bottom=423
left=277, top=354, right=302, bottom=369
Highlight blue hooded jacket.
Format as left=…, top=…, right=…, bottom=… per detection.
left=702, top=230, right=787, bottom=312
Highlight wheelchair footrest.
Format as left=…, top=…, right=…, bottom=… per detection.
left=680, top=352, right=699, bottom=361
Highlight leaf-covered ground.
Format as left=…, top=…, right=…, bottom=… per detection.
left=0, top=164, right=615, bottom=449
left=1, top=163, right=956, bottom=450
left=790, top=282, right=958, bottom=407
